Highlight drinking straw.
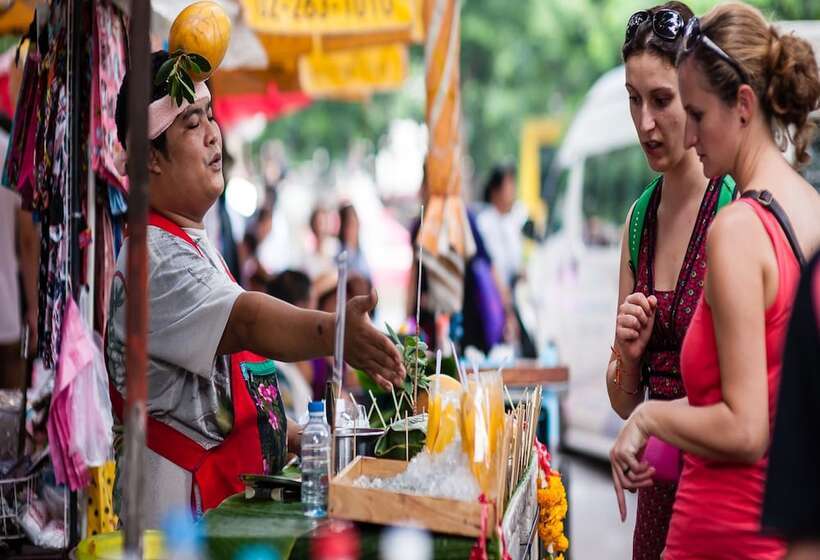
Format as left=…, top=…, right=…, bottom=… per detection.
left=434, top=349, right=442, bottom=397
left=450, top=341, right=468, bottom=387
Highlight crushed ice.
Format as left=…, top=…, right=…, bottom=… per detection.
left=352, top=441, right=480, bottom=502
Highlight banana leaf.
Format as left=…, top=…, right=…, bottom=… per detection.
left=374, top=414, right=427, bottom=460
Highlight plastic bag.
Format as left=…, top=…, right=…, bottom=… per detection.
left=426, top=390, right=462, bottom=454
left=70, top=332, right=114, bottom=468
left=49, top=298, right=113, bottom=490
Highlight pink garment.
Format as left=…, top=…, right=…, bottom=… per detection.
left=666, top=198, right=798, bottom=559
left=47, top=299, right=93, bottom=490
left=90, top=0, right=129, bottom=192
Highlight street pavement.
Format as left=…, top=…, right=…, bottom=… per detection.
left=564, top=452, right=637, bottom=559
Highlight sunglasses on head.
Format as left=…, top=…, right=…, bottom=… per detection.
left=625, top=9, right=685, bottom=44
left=681, top=17, right=749, bottom=84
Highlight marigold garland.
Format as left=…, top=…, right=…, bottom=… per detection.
left=535, top=440, right=569, bottom=560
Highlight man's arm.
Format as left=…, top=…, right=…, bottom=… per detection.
left=218, top=290, right=404, bottom=390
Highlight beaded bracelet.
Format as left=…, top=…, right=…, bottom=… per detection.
left=610, top=346, right=642, bottom=395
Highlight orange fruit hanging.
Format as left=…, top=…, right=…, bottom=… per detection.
left=168, top=1, right=232, bottom=81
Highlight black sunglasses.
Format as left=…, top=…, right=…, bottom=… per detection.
left=625, top=9, right=685, bottom=43
left=681, top=17, right=749, bottom=84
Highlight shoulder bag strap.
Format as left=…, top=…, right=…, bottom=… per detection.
left=742, top=190, right=807, bottom=267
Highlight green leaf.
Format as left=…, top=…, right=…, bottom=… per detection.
left=385, top=323, right=400, bottom=345
left=188, top=53, right=211, bottom=73
left=179, top=69, right=196, bottom=104
left=169, top=78, right=179, bottom=102
left=155, top=58, right=176, bottom=86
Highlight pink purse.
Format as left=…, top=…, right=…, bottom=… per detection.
left=642, top=436, right=683, bottom=482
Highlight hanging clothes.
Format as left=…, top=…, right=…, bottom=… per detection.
left=91, top=0, right=128, bottom=193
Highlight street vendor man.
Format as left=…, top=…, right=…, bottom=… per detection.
left=107, top=50, right=405, bottom=527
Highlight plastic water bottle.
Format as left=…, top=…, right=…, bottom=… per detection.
left=301, top=400, right=331, bottom=518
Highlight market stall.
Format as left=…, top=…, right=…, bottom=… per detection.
left=0, top=0, right=572, bottom=556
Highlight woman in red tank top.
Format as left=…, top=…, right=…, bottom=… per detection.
left=608, top=4, right=820, bottom=559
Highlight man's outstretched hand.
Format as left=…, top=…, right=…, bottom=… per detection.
left=344, top=289, right=406, bottom=391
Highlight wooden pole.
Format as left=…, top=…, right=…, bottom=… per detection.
left=123, top=0, right=151, bottom=555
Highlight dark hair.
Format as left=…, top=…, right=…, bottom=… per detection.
left=622, top=2, right=694, bottom=66
left=267, top=270, right=311, bottom=307
left=243, top=206, right=273, bottom=253
left=677, top=3, right=820, bottom=167
left=316, top=274, right=374, bottom=316
left=338, top=204, right=359, bottom=246
left=115, top=50, right=172, bottom=156
left=482, top=164, right=515, bottom=204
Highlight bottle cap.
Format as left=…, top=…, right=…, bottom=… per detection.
left=309, top=401, right=325, bottom=413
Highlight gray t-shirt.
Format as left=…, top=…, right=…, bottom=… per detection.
left=107, top=224, right=243, bottom=448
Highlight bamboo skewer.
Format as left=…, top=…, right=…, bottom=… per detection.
left=405, top=411, right=410, bottom=462
left=369, top=390, right=387, bottom=429
left=390, top=384, right=401, bottom=416
left=503, top=385, right=515, bottom=410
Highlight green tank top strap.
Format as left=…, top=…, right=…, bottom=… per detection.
left=628, top=175, right=736, bottom=274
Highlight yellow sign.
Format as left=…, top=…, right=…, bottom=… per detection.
left=519, top=118, right=562, bottom=233
left=298, top=43, right=407, bottom=98
left=243, top=0, right=414, bottom=36
left=259, top=28, right=411, bottom=61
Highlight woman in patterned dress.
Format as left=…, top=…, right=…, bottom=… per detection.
left=604, top=3, right=730, bottom=558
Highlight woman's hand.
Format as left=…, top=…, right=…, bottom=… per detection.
left=615, top=292, right=658, bottom=368
left=610, top=404, right=655, bottom=522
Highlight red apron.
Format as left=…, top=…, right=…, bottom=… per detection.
left=109, top=211, right=277, bottom=513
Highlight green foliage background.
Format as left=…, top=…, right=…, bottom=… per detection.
left=253, top=0, right=820, bottom=183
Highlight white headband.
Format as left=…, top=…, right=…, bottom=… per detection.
left=114, top=81, right=212, bottom=177
left=148, top=80, right=212, bottom=140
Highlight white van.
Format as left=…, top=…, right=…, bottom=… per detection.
left=532, top=22, right=820, bottom=459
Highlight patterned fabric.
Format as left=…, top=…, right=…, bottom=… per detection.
left=91, top=0, right=128, bottom=193
left=630, top=177, right=723, bottom=560
left=241, top=360, right=288, bottom=475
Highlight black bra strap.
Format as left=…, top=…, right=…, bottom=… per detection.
left=742, top=190, right=807, bottom=267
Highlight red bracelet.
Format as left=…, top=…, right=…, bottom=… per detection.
left=611, top=346, right=642, bottom=395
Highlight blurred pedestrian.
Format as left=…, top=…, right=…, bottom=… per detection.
left=605, top=4, right=735, bottom=558
left=476, top=165, right=525, bottom=291
left=338, top=204, right=370, bottom=281
left=303, top=205, right=338, bottom=279
left=239, top=205, right=273, bottom=291
left=610, top=4, right=820, bottom=558
left=0, top=104, right=38, bottom=390
left=0, top=186, right=38, bottom=389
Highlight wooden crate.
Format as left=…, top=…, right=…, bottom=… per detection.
left=329, top=456, right=496, bottom=538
